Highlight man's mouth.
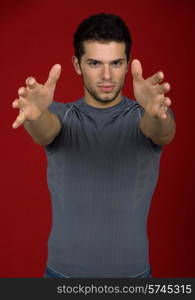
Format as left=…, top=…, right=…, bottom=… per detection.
left=98, top=85, right=115, bottom=92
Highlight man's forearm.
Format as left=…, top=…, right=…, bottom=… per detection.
left=23, top=110, right=61, bottom=146
left=140, top=109, right=176, bottom=145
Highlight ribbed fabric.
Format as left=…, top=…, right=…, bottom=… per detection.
left=45, top=97, right=162, bottom=277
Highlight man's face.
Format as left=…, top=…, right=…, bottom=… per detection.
left=73, top=41, right=129, bottom=105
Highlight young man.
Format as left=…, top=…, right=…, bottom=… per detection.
left=12, top=13, right=176, bottom=278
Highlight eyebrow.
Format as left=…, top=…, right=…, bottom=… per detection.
left=86, top=58, right=126, bottom=63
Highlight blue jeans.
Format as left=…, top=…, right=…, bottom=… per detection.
left=44, top=265, right=152, bottom=278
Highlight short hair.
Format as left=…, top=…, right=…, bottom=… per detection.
left=73, top=13, right=132, bottom=62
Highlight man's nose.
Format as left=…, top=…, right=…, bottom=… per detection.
left=101, top=65, right=112, bottom=80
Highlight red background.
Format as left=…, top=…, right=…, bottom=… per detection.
left=1, top=0, right=194, bottom=277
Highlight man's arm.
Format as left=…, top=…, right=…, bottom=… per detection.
left=23, top=110, right=61, bottom=146
left=12, top=64, right=62, bottom=146
left=140, top=109, right=176, bottom=146
left=131, top=59, right=176, bottom=145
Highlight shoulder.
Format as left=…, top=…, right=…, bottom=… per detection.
left=124, top=97, right=163, bottom=155
left=48, top=100, right=73, bottom=112
left=48, top=100, right=75, bottom=125
left=123, top=97, right=145, bottom=117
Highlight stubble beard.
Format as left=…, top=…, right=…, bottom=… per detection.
left=85, top=83, right=123, bottom=104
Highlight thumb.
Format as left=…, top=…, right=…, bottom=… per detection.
left=131, top=59, right=144, bottom=82
left=45, top=64, right=61, bottom=88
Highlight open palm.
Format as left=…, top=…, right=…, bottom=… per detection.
left=131, top=59, right=171, bottom=119
left=12, top=64, right=61, bottom=128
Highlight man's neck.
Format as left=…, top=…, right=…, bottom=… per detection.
left=84, top=93, right=123, bottom=108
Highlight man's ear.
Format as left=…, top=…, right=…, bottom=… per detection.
left=72, top=56, right=82, bottom=75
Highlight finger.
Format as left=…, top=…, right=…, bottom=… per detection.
left=131, top=59, right=144, bottom=82
left=163, top=97, right=172, bottom=107
left=12, top=99, right=24, bottom=109
left=148, top=71, right=164, bottom=85
left=45, top=64, right=61, bottom=88
left=12, top=111, right=26, bottom=129
left=157, top=105, right=166, bottom=120
left=160, top=106, right=168, bottom=119
left=160, top=113, right=167, bottom=120
left=159, top=100, right=170, bottom=119
left=160, top=103, right=168, bottom=111
left=158, top=96, right=171, bottom=107
left=18, top=87, right=27, bottom=98
left=157, top=82, right=171, bottom=94
left=25, top=77, right=37, bottom=89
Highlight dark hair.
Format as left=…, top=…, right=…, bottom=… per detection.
left=73, top=13, right=132, bottom=62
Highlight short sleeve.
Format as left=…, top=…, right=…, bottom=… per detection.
left=48, top=101, right=70, bottom=126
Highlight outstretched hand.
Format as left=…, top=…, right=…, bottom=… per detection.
left=131, top=59, right=171, bottom=119
left=12, top=64, right=61, bottom=128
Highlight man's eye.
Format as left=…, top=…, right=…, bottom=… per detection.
left=89, top=61, right=100, bottom=67
left=112, top=61, right=122, bottom=67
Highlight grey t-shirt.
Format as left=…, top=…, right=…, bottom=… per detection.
left=45, top=96, right=162, bottom=277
